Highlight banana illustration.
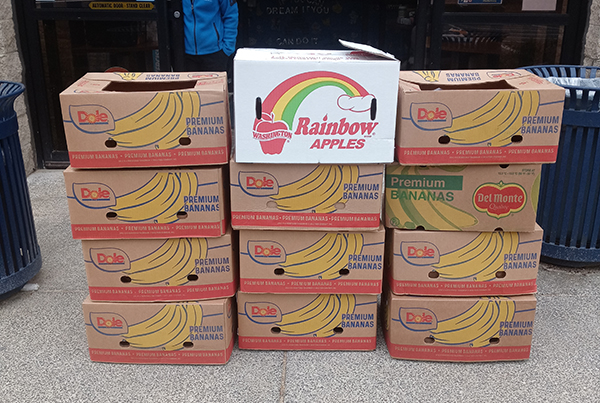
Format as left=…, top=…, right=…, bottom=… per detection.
left=124, top=303, right=202, bottom=350
left=386, top=166, right=477, bottom=230
left=279, top=233, right=363, bottom=279
left=121, top=238, right=208, bottom=285
left=110, top=172, right=198, bottom=223
left=444, top=91, right=540, bottom=146
left=108, top=91, right=201, bottom=149
left=414, top=71, right=440, bottom=82
left=430, top=297, right=515, bottom=347
left=432, top=232, right=519, bottom=281
left=271, top=165, right=359, bottom=213
left=277, top=294, right=356, bottom=337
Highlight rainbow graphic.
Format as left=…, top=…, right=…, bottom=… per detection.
left=253, top=71, right=374, bottom=155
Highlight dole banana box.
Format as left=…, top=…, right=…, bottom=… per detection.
left=385, top=164, right=541, bottom=232
left=83, top=228, right=236, bottom=302
left=239, top=226, right=385, bottom=294
left=396, top=70, right=564, bottom=165
left=386, top=224, right=543, bottom=296
left=83, top=296, right=235, bottom=365
left=230, top=160, right=384, bottom=231
left=382, top=290, right=537, bottom=362
left=238, top=292, right=377, bottom=351
left=233, top=42, right=400, bottom=164
left=64, top=166, right=227, bottom=239
left=60, top=72, right=230, bottom=168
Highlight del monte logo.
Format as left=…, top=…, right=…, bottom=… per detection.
left=473, top=181, right=527, bottom=219
left=253, top=71, right=378, bottom=155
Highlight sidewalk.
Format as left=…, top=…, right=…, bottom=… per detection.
left=1, top=169, right=599, bottom=403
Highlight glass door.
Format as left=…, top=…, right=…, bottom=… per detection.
left=14, top=0, right=172, bottom=168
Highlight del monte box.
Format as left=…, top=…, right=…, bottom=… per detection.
left=233, top=41, right=400, bottom=164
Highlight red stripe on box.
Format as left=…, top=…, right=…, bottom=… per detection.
left=89, top=336, right=234, bottom=364
left=385, top=341, right=531, bottom=362
left=397, top=145, right=558, bottom=164
left=240, top=278, right=381, bottom=294
left=231, top=212, right=380, bottom=229
left=69, top=147, right=229, bottom=168
left=71, top=222, right=224, bottom=239
left=391, top=279, right=537, bottom=296
left=238, top=336, right=376, bottom=351
left=89, top=282, right=236, bottom=302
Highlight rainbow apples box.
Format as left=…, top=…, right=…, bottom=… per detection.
left=396, top=69, right=564, bottom=165
left=64, top=166, right=227, bottom=239
left=82, top=228, right=236, bottom=302
left=83, top=296, right=235, bottom=364
left=237, top=292, right=377, bottom=351
left=230, top=160, right=384, bottom=231
left=239, top=225, right=385, bottom=294
left=60, top=72, right=230, bottom=168
left=382, top=290, right=537, bottom=362
left=384, top=164, right=541, bottom=232
left=386, top=224, right=543, bottom=297
left=233, top=41, right=400, bottom=164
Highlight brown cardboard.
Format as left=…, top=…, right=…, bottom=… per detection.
left=385, top=164, right=541, bottom=232
left=396, top=70, right=564, bottom=165
left=239, top=226, right=385, bottom=294
left=237, top=292, right=377, bottom=351
left=64, top=166, right=227, bottom=239
left=382, top=290, right=536, bottom=362
left=83, top=228, right=236, bottom=302
left=82, top=296, right=235, bottom=364
left=60, top=72, right=231, bottom=168
left=386, top=225, right=543, bottom=296
left=230, top=160, right=384, bottom=231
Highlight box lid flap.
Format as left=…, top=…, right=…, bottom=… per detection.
left=339, top=40, right=398, bottom=61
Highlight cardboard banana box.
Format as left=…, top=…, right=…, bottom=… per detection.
left=385, top=164, right=541, bottom=232
left=239, top=226, right=385, bottom=294
left=238, top=292, right=377, bottom=351
left=230, top=160, right=384, bottom=231
left=396, top=69, right=564, bottom=165
left=60, top=72, right=231, bottom=168
left=64, top=166, right=227, bottom=239
left=83, top=297, right=235, bottom=364
left=83, top=228, right=237, bottom=302
left=382, top=290, right=537, bottom=362
left=386, top=225, right=543, bottom=296
left=233, top=42, right=399, bottom=164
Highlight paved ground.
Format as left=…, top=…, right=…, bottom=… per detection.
left=1, top=170, right=599, bottom=403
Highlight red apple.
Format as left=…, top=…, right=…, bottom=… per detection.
left=252, top=112, right=292, bottom=155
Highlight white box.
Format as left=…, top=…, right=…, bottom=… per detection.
left=233, top=42, right=400, bottom=164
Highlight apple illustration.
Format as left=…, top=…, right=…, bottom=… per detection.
left=252, top=112, right=292, bottom=155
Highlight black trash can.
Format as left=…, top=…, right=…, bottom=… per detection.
left=522, top=65, right=600, bottom=267
left=0, top=82, right=42, bottom=298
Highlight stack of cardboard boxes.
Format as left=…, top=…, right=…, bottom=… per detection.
left=60, top=72, right=237, bottom=364
left=231, top=45, right=400, bottom=351
left=382, top=70, right=565, bottom=361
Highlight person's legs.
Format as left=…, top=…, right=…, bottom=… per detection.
left=184, top=50, right=229, bottom=72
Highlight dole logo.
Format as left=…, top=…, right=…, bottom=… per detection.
left=239, top=171, right=279, bottom=196
left=410, top=102, right=452, bottom=131
left=245, top=302, right=282, bottom=324
left=69, top=105, right=115, bottom=133
left=400, top=242, right=440, bottom=266
left=90, top=312, right=128, bottom=335
left=73, top=182, right=116, bottom=209
left=399, top=308, right=437, bottom=331
left=248, top=241, right=286, bottom=265
left=473, top=182, right=527, bottom=219
left=90, top=247, right=131, bottom=272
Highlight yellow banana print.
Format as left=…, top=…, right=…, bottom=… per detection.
left=124, top=303, right=203, bottom=350
left=414, top=71, right=441, bottom=82
left=271, top=165, right=359, bottom=213
left=110, top=172, right=198, bottom=223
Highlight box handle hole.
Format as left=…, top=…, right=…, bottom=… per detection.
left=271, top=326, right=281, bottom=334
left=494, top=227, right=504, bottom=232
left=495, top=271, right=506, bottom=279
left=428, top=271, right=439, bottom=279
left=274, top=268, right=285, bottom=275
left=179, top=137, right=191, bottom=146
left=511, top=135, right=523, bottom=143
left=333, top=327, right=344, bottom=334
left=339, top=268, right=350, bottom=276
left=187, top=274, right=199, bottom=281
left=176, top=211, right=188, bottom=219
left=424, top=336, right=435, bottom=344
left=255, top=97, right=262, bottom=119
left=120, top=276, right=132, bottom=283
left=499, top=164, right=510, bottom=169
left=489, top=337, right=500, bottom=345
left=105, top=139, right=117, bottom=148
left=438, top=135, right=451, bottom=144
left=106, top=212, right=118, bottom=220
left=119, top=340, right=130, bottom=348
left=370, top=98, right=377, bottom=120
left=415, top=225, right=425, bottom=231
left=183, top=341, right=194, bottom=348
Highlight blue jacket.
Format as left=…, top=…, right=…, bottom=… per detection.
left=183, top=0, right=238, bottom=56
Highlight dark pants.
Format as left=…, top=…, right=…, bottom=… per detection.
left=184, top=50, right=233, bottom=91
